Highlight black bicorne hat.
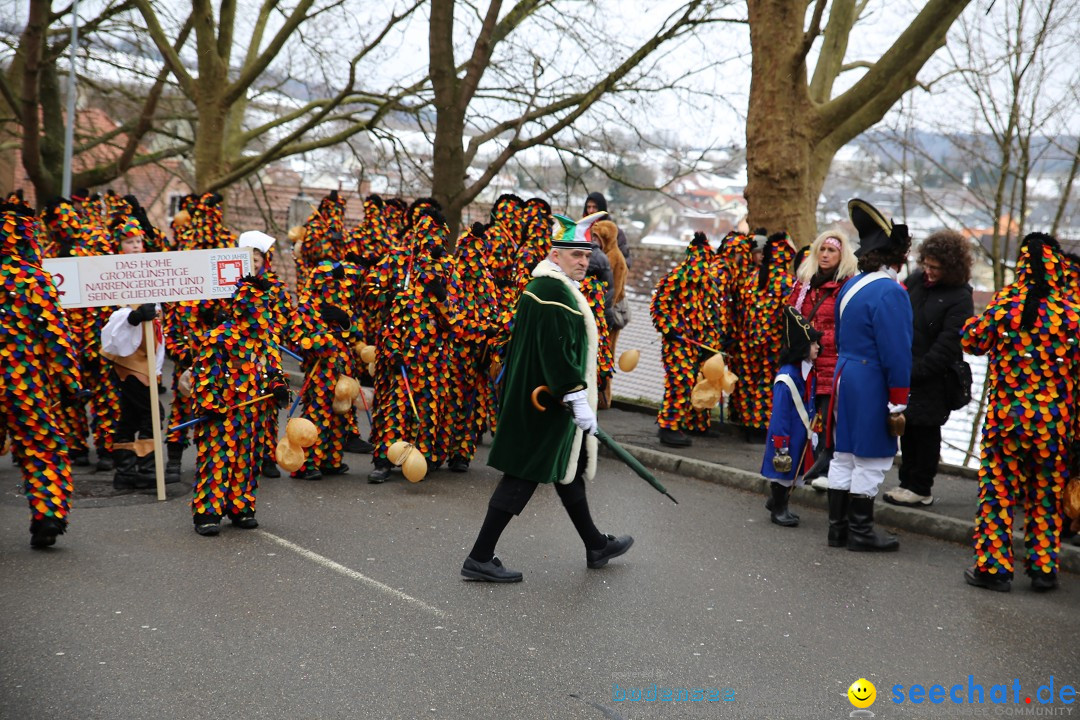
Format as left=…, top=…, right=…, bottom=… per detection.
left=783, top=306, right=823, bottom=358
left=848, top=198, right=909, bottom=258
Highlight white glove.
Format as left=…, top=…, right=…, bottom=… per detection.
left=888, top=403, right=907, bottom=414
left=562, top=389, right=598, bottom=435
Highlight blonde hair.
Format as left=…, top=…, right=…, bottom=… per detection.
left=797, top=229, right=858, bottom=283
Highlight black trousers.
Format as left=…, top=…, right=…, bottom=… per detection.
left=489, top=446, right=589, bottom=515
left=898, top=423, right=941, bottom=496
left=113, top=370, right=161, bottom=443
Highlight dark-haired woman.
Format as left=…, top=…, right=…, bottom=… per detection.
left=883, top=230, right=973, bottom=508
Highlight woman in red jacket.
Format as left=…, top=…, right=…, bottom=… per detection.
left=785, top=230, right=858, bottom=486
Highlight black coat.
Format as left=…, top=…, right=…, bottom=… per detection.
left=905, top=269, right=974, bottom=426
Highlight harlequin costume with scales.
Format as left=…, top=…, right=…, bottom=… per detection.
left=727, top=233, right=796, bottom=434
left=40, top=197, right=115, bottom=468
left=961, top=233, right=1080, bottom=593
left=189, top=275, right=289, bottom=535
left=162, top=298, right=226, bottom=483
left=291, top=259, right=364, bottom=480
left=0, top=199, right=84, bottom=548
left=297, top=191, right=347, bottom=294
left=650, top=232, right=723, bottom=447
left=443, top=222, right=504, bottom=471
left=366, top=208, right=463, bottom=482
left=238, top=231, right=303, bottom=478
left=174, top=193, right=235, bottom=251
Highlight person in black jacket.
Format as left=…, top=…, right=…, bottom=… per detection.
left=883, top=230, right=974, bottom=507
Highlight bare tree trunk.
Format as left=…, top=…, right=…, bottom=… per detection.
left=17, top=0, right=59, bottom=201
left=1051, top=136, right=1080, bottom=236
left=744, top=0, right=971, bottom=247
left=744, top=0, right=817, bottom=245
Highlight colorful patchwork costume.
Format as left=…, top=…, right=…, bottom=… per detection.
left=727, top=232, right=796, bottom=433
left=1, top=199, right=83, bottom=547
left=962, top=233, right=1080, bottom=591
left=443, top=222, right=503, bottom=471
left=650, top=232, right=722, bottom=445
left=293, top=260, right=364, bottom=480
left=189, top=276, right=289, bottom=534
left=367, top=208, right=461, bottom=481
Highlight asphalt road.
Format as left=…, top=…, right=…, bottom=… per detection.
left=1, top=444, right=1076, bottom=720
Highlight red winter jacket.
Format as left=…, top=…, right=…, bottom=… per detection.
left=786, top=277, right=847, bottom=397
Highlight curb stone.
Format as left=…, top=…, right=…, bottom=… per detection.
left=602, top=442, right=1080, bottom=575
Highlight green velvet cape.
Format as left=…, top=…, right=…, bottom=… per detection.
left=487, top=259, right=599, bottom=484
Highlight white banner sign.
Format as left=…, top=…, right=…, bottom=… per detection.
left=42, top=248, right=253, bottom=308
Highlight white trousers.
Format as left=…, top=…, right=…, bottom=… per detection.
left=825, top=452, right=894, bottom=497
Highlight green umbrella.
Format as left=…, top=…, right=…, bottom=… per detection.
left=531, top=386, right=678, bottom=504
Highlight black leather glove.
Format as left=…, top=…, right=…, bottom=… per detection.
left=127, top=303, right=157, bottom=325
left=320, top=304, right=351, bottom=329
left=690, top=231, right=708, bottom=247
left=424, top=278, right=447, bottom=303
left=483, top=324, right=500, bottom=339
left=197, top=303, right=222, bottom=327
left=60, top=386, right=92, bottom=409
left=430, top=244, right=446, bottom=260
left=471, top=222, right=487, bottom=238
left=272, top=383, right=290, bottom=408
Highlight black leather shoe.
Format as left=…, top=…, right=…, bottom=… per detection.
left=742, top=427, right=767, bottom=444
left=291, top=462, right=322, bottom=481
left=1030, top=572, right=1058, bottom=593
left=658, top=428, right=692, bottom=447
left=261, top=458, right=281, bottom=478
left=461, top=555, right=523, bottom=583
left=229, top=512, right=259, bottom=530
left=586, top=534, right=634, bottom=568
left=687, top=426, right=721, bottom=438
left=320, top=464, right=349, bottom=476
left=30, top=518, right=65, bottom=548
left=96, top=452, right=115, bottom=472
left=964, top=567, right=1011, bottom=592
left=344, top=435, right=375, bottom=454
left=448, top=456, right=469, bottom=473
left=194, top=514, right=222, bottom=536
left=368, top=464, right=391, bottom=483
left=70, top=450, right=91, bottom=467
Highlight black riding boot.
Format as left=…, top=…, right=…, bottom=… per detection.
left=165, top=442, right=183, bottom=484
left=804, top=446, right=833, bottom=481
left=827, top=489, right=849, bottom=547
left=847, top=494, right=899, bottom=552
left=113, top=449, right=141, bottom=490
left=767, top=482, right=799, bottom=527
left=135, top=452, right=157, bottom=488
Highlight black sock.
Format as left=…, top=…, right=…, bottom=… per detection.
left=564, top=497, right=607, bottom=551
left=468, top=506, right=514, bottom=563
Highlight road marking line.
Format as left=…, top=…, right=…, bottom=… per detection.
left=257, top=530, right=445, bottom=617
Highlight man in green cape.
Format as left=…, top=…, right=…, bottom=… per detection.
left=461, top=214, right=634, bottom=583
